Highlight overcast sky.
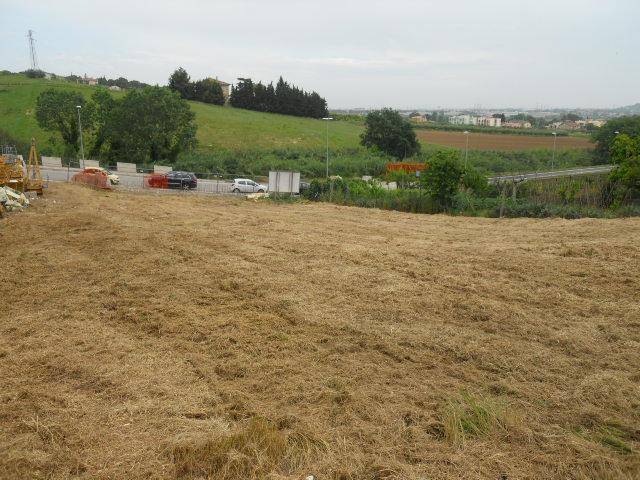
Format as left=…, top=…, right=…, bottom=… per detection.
left=2, top=0, right=639, bottom=109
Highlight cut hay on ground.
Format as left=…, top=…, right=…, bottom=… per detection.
left=1, top=184, right=638, bottom=479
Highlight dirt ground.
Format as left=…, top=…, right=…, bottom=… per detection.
left=416, top=130, right=594, bottom=151
left=1, top=184, right=639, bottom=480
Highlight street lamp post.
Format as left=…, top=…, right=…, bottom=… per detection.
left=322, top=117, right=333, bottom=178
left=551, top=131, right=557, bottom=170
left=463, top=131, right=469, bottom=169
left=76, top=105, right=85, bottom=168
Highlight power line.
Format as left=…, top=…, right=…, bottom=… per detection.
left=27, top=29, right=39, bottom=70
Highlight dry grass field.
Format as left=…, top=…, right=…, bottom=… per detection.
left=416, top=130, right=594, bottom=151
left=1, top=184, right=639, bottom=480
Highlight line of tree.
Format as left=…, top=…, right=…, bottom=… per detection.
left=168, top=68, right=225, bottom=106
left=35, top=87, right=197, bottom=163
left=229, top=76, right=328, bottom=119
left=360, top=108, right=421, bottom=159
left=96, top=76, right=149, bottom=89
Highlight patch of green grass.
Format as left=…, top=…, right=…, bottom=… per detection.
left=598, top=426, right=633, bottom=454
left=572, top=422, right=634, bottom=455
left=191, top=101, right=363, bottom=151
left=440, top=392, right=511, bottom=446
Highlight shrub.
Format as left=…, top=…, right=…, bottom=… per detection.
left=420, top=150, right=464, bottom=209
left=23, top=69, right=46, bottom=78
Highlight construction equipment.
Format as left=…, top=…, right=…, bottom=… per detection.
left=0, top=145, right=26, bottom=192
left=24, top=138, right=43, bottom=195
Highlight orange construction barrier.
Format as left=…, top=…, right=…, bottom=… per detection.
left=144, top=173, right=168, bottom=189
left=71, top=168, right=112, bottom=190
left=386, top=162, right=427, bottom=173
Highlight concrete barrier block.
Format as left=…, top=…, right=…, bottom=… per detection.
left=117, top=162, right=137, bottom=173
left=42, top=156, right=62, bottom=168
left=82, top=159, right=100, bottom=168
left=154, top=165, right=173, bottom=173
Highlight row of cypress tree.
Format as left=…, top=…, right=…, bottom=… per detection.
left=230, top=77, right=328, bottom=119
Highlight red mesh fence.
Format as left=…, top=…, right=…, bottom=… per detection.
left=144, top=173, right=168, bottom=189
left=386, top=162, right=427, bottom=173
left=71, top=169, right=112, bottom=190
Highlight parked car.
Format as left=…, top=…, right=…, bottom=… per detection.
left=83, top=167, right=119, bottom=185
left=166, top=171, right=197, bottom=189
left=230, top=178, right=267, bottom=193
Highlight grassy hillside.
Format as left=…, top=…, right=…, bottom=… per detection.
left=0, top=73, right=597, bottom=176
left=0, top=74, right=107, bottom=150
left=0, top=73, right=363, bottom=154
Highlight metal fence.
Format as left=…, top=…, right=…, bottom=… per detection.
left=40, top=161, right=271, bottom=196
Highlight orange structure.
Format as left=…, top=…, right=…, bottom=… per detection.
left=72, top=168, right=113, bottom=190
left=386, top=162, right=427, bottom=174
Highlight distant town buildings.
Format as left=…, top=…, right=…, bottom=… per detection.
left=578, top=119, right=606, bottom=128
left=410, top=114, right=429, bottom=123
left=210, top=77, right=231, bottom=102
left=82, top=74, right=98, bottom=86
left=449, top=114, right=501, bottom=127
left=503, top=120, right=532, bottom=129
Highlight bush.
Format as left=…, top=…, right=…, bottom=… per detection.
left=304, top=178, right=439, bottom=213
left=23, top=69, right=45, bottom=78
left=420, top=151, right=464, bottom=209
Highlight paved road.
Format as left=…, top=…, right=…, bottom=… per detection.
left=488, top=165, right=613, bottom=184
left=41, top=166, right=237, bottom=194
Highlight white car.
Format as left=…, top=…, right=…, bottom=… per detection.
left=84, top=167, right=120, bottom=185
left=230, top=178, right=267, bottom=194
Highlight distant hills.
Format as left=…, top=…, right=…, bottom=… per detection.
left=613, top=103, right=640, bottom=115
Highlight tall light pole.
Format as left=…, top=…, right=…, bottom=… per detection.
left=322, top=117, right=333, bottom=178
left=463, top=130, right=469, bottom=169
left=551, top=131, right=557, bottom=170
left=76, top=105, right=85, bottom=168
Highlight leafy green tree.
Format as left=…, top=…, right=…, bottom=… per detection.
left=360, top=108, right=421, bottom=159
left=88, top=88, right=117, bottom=158
left=492, top=113, right=506, bottom=123
left=561, top=113, right=582, bottom=121
left=24, top=69, right=45, bottom=78
left=168, top=67, right=193, bottom=100
left=592, top=115, right=640, bottom=162
left=35, top=89, right=93, bottom=156
left=608, top=133, right=640, bottom=202
left=421, top=151, right=464, bottom=208
left=193, top=78, right=225, bottom=105
left=96, top=87, right=196, bottom=163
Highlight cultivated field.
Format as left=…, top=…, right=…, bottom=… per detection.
left=416, top=129, right=594, bottom=151
left=1, top=184, right=639, bottom=479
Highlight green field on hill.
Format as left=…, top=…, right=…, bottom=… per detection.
left=0, top=73, right=598, bottom=176
left=0, top=73, right=363, bottom=154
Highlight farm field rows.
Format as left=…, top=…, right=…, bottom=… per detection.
left=416, top=129, right=594, bottom=151
left=1, top=184, right=638, bottom=479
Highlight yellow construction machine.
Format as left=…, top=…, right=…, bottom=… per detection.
left=0, top=138, right=43, bottom=195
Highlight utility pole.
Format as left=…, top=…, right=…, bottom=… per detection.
left=27, top=30, right=39, bottom=70
left=463, top=130, right=470, bottom=169
left=322, top=117, right=333, bottom=177
left=76, top=105, right=85, bottom=167
left=551, top=131, right=557, bottom=170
